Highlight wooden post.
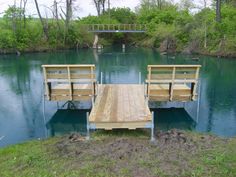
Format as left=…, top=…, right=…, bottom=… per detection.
left=43, top=67, right=50, bottom=100
left=67, top=66, right=72, bottom=101
left=170, top=67, right=176, bottom=101
left=192, top=67, right=200, bottom=100
left=91, top=66, right=94, bottom=95
left=147, top=66, right=151, bottom=99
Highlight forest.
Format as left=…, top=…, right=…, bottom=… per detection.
left=0, top=0, right=235, bottom=57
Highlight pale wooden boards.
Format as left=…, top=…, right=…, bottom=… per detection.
left=89, top=84, right=152, bottom=129
left=146, top=65, right=201, bottom=102
left=42, top=64, right=96, bottom=101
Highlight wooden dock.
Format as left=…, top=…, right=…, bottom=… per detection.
left=42, top=64, right=201, bottom=139
left=89, top=84, right=152, bottom=130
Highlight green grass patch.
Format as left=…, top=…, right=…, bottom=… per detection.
left=0, top=131, right=236, bottom=177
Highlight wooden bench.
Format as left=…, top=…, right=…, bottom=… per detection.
left=146, top=65, right=201, bottom=102
left=42, top=65, right=96, bottom=101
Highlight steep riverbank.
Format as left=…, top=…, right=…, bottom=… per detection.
left=1, top=130, right=236, bottom=177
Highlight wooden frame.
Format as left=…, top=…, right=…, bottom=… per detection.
left=146, top=65, right=201, bottom=102
left=42, top=64, right=96, bottom=101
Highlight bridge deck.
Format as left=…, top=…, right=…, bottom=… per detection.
left=88, top=30, right=146, bottom=33
left=86, top=24, right=146, bottom=33
left=89, top=84, right=152, bottom=130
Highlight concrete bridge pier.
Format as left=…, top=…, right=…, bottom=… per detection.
left=93, top=34, right=99, bottom=49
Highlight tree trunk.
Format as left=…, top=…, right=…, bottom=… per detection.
left=204, top=0, right=207, bottom=48
left=204, top=21, right=207, bottom=48
left=64, top=0, right=73, bottom=45
left=216, top=0, right=221, bottom=22
left=34, top=0, right=49, bottom=40
left=23, top=0, right=27, bottom=28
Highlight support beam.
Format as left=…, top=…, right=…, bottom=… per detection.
left=86, top=112, right=90, bottom=140
left=151, top=111, right=155, bottom=141
left=93, top=34, right=99, bottom=49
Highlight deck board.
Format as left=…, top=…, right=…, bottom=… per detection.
left=89, top=84, right=152, bottom=129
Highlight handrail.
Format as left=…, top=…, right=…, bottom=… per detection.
left=85, top=24, right=147, bottom=32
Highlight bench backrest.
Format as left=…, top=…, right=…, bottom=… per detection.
left=147, top=65, right=201, bottom=84
left=146, top=65, right=201, bottom=101
left=42, top=64, right=96, bottom=101
left=42, top=65, right=96, bottom=84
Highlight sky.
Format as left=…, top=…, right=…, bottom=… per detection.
left=0, top=0, right=210, bottom=18
left=0, top=0, right=141, bottom=18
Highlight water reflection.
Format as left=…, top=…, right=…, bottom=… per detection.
left=45, top=108, right=195, bottom=138
left=153, top=108, right=196, bottom=131
left=46, top=109, right=87, bottom=136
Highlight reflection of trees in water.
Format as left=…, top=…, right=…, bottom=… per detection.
left=0, top=56, right=31, bottom=94
left=203, top=58, right=236, bottom=130
left=0, top=55, right=43, bottom=138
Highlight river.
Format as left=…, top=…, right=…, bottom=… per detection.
left=0, top=46, right=236, bottom=147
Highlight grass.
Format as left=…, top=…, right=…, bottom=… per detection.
left=0, top=130, right=236, bottom=177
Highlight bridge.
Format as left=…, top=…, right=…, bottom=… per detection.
left=86, top=24, right=147, bottom=33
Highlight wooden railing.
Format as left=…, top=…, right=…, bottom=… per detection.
left=86, top=24, right=147, bottom=32
left=42, top=65, right=96, bottom=101
left=146, top=65, right=201, bottom=102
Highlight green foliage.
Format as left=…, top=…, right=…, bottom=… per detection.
left=104, top=7, right=136, bottom=24
left=0, top=3, right=235, bottom=56
left=0, top=29, right=15, bottom=49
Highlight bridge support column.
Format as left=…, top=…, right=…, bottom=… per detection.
left=93, top=34, right=99, bottom=49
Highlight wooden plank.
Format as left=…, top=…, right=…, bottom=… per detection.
left=42, top=64, right=95, bottom=68
left=145, top=79, right=197, bottom=84
left=149, top=67, right=173, bottom=72
left=89, top=84, right=152, bottom=129
left=70, top=74, right=95, bottom=79
left=148, top=65, right=201, bottom=68
left=47, top=74, right=68, bottom=79
left=150, top=74, right=173, bottom=80
left=92, top=121, right=152, bottom=130
left=170, top=67, right=175, bottom=101
left=149, top=96, right=170, bottom=101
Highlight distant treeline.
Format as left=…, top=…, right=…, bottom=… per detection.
left=0, top=0, right=235, bottom=57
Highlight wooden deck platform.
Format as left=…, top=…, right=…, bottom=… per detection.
left=89, top=84, right=152, bottom=130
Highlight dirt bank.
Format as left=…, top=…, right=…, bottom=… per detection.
left=54, top=129, right=235, bottom=176
left=1, top=129, right=235, bottom=177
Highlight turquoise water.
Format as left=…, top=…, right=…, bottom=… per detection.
left=0, top=46, right=236, bottom=147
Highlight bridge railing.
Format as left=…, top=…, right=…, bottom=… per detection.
left=86, top=24, right=147, bottom=32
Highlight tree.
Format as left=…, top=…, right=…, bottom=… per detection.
left=216, top=0, right=221, bottom=22
left=34, top=0, right=49, bottom=40
left=60, top=0, right=75, bottom=44
left=20, top=0, right=28, bottom=28
left=93, top=0, right=107, bottom=16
